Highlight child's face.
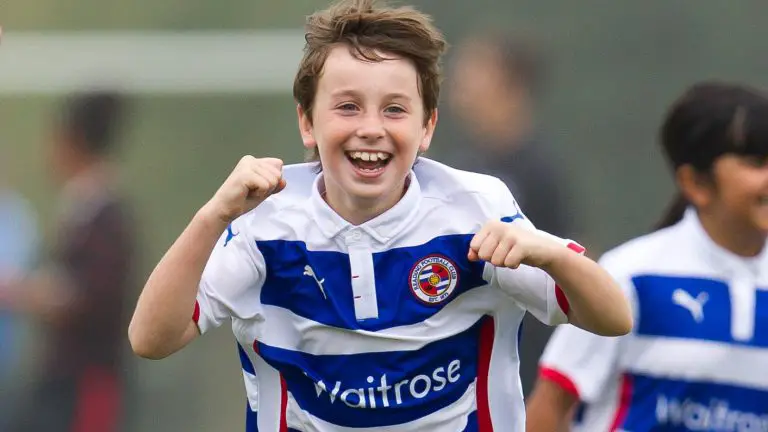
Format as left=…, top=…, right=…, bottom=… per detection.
left=710, top=154, right=768, bottom=234
left=299, top=45, right=436, bottom=210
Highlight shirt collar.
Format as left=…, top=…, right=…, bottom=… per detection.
left=309, top=172, right=422, bottom=244
left=681, top=207, right=767, bottom=277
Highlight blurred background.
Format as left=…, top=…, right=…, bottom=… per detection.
left=1, top=1, right=768, bottom=430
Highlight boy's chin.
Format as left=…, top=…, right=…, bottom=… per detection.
left=345, top=179, right=404, bottom=200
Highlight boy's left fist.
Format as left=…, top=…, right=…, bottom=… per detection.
left=468, top=220, right=563, bottom=269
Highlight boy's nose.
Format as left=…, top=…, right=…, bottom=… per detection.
left=355, top=115, right=386, bottom=141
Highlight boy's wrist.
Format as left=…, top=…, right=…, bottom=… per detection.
left=196, top=203, right=232, bottom=234
left=539, top=245, right=571, bottom=273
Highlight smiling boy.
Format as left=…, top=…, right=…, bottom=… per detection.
left=128, top=1, right=632, bottom=430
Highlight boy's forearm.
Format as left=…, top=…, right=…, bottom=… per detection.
left=542, top=249, right=632, bottom=336
left=128, top=205, right=227, bottom=358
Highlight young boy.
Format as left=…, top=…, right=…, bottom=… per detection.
left=128, top=0, right=632, bottom=430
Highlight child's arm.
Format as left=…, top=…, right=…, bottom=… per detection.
left=525, top=379, right=579, bottom=432
left=538, top=242, right=631, bottom=336
left=527, top=311, right=626, bottom=431
left=128, top=156, right=285, bottom=359
left=469, top=221, right=632, bottom=336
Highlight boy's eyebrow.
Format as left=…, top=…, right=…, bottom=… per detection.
left=330, top=89, right=413, bottom=102
left=330, top=89, right=362, bottom=99
left=387, top=93, right=413, bottom=102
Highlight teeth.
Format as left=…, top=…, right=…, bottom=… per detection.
left=348, top=151, right=391, bottom=161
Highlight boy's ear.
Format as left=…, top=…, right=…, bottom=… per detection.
left=297, top=104, right=317, bottom=149
left=419, top=108, right=438, bottom=153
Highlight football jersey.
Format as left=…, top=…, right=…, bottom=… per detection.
left=194, top=158, right=581, bottom=431
left=539, top=208, right=768, bottom=432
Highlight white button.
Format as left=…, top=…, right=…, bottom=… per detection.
left=352, top=230, right=362, bottom=241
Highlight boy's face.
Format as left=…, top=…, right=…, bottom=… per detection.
left=299, top=45, right=436, bottom=211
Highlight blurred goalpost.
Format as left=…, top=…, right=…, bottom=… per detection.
left=0, top=31, right=307, bottom=95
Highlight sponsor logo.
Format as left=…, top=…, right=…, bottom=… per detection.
left=311, top=359, right=462, bottom=409
left=656, top=395, right=768, bottom=431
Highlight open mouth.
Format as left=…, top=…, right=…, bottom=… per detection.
left=346, top=150, right=392, bottom=172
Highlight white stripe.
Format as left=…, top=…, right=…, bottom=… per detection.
left=252, top=352, right=286, bottom=432
left=350, top=248, right=378, bottom=321
left=624, top=336, right=768, bottom=390
left=255, top=288, right=506, bottom=355
left=0, top=31, right=305, bottom=94
left=286, top=381, right=477, bottom=431
left=486, top=310, right=527, bottom=430
left=243, top=370, right=260, bottom=412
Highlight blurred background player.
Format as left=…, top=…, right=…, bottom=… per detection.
left=443, top=30, right=576, bottom=397
left=0, top=151, right=40, bottom=431
left=525, top=81, right=768, bottom=431
left=2, top=90, right=136, bottom=432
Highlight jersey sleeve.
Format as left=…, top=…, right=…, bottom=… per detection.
left=538, top=323, right=622, bottom=402
left=194, top=217, right=266, bottom=334
left=484, top=179, right=585, bottom=325
left=537, top=252, right=634, bottom=402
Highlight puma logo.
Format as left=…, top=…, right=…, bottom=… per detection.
left=672, top=289, right=708, bottom=323
left=224, top=224, right=239, bottom=247
left=303, top=265, right=327, bottom=299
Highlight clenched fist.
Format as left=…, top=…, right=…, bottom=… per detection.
left=468, top=220, right=564, bottom=269
left=204, top=156, right=286, bottom=223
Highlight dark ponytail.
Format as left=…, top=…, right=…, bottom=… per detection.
left=654, top=81, right=768, bottom=231
left=653, top=193, right=689, bottom=230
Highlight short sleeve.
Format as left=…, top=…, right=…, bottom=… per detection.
left=538, top=323, right=622, bottom=402
left=194, top=218, right=266, bottom=334
left=537, top=252, right=635, bottom=402
left=484, top=179, right=585, bottom=325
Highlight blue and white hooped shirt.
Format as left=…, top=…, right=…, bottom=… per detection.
left=194, top=158, right=581, bottom=431
left=540, top=208, right=768, bottom=432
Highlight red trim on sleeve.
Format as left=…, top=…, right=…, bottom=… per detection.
left=566, top=242, right=586, bottom=254
left=555, top=286, right=570, bottom=315
left=539, top=366, right=580, bottom=399
left=554, top=242, right=584, bottom=317
left=609, top=373, right=634, bottom=431
left=476, top=316, right=495, bottom=431
left=192, top=301, right=201, bottom=324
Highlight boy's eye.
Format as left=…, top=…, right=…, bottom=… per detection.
left=338, top=103, right=358, bottom=111
left=385, top=105, right=406, bottom=114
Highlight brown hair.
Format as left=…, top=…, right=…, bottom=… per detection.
left=293, top=0, right=447, bottom=161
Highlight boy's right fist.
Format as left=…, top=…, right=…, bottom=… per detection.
left=205, top=156, right=286, bottom=223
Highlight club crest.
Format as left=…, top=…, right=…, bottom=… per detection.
left=409, top=255, right=459, bottom=305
